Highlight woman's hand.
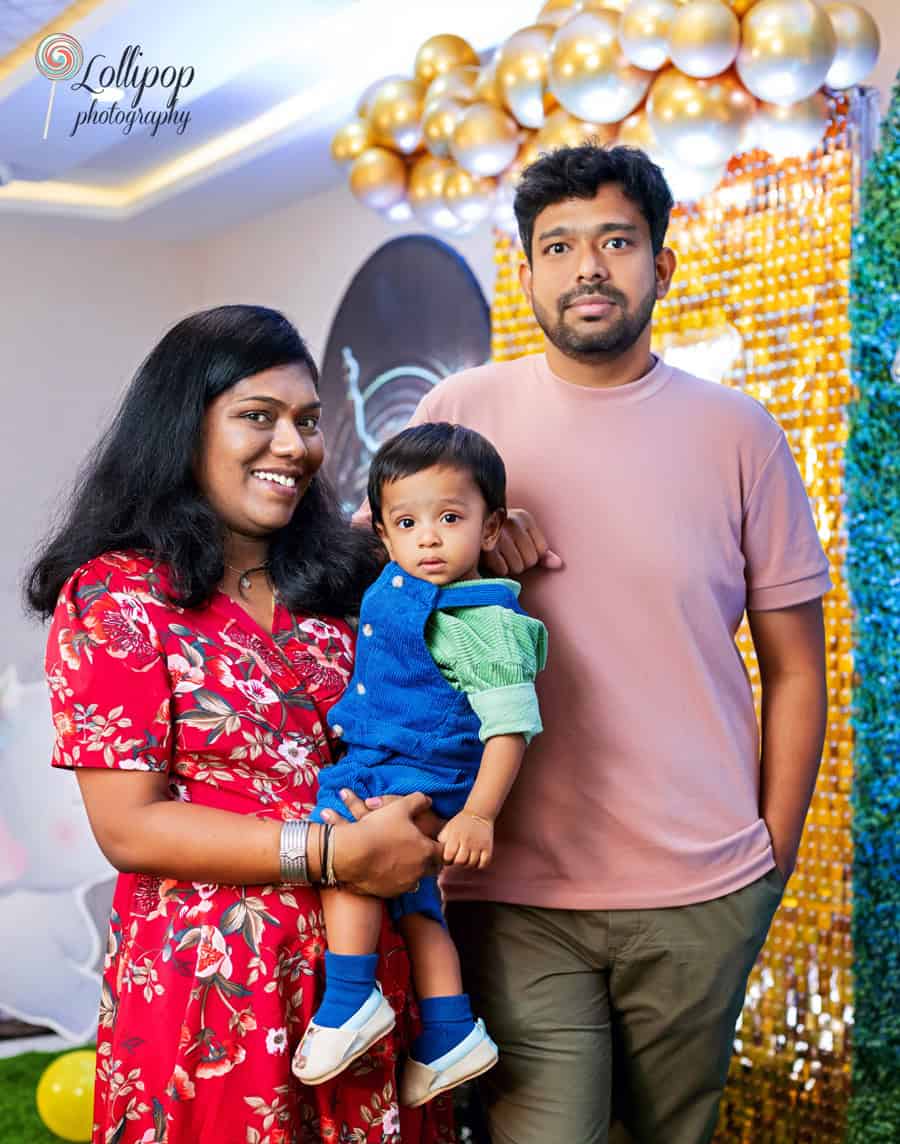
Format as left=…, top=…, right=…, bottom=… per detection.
left=331, top=793, right=444, bottom=896
left=482, top=508, right=563, bottom=576
left=322, top=789, right=445, bottom=839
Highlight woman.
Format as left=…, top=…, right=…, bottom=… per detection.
left=26, top=305, right=454, bottom=1144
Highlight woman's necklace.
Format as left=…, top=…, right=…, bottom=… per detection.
left=226, top=561, right=269, bottom=594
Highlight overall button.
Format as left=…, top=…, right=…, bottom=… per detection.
left=362, top=623, right=373, bottom=637
left=332, top=724, right=343, bottom=738
left=356, top=683, right=366, bottom=695
left=391, top=575, right=404, bottom=588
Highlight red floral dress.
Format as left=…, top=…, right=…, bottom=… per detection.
left=47, top=552, right=455, bottom=1144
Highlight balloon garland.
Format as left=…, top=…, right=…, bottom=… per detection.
left=332, top=0, right=881, bottom=227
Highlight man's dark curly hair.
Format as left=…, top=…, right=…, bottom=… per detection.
left=514, top=144, right=674, bottom=264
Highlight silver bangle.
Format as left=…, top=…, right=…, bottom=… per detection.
left=279, top=819, right=310, bottom=885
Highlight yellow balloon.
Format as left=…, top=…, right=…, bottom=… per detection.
left=368, top=78, right=425, bottom=155
left=423, top=97, right=468, bottom=157
left=36, top=1050, right=95, bottom=1142
left=737, top=0, right=837, bottom=105
left=619, top=0, right=677, bottom=71
left=444, top=167, right=497, bottom=223
left=647, top=67, right=756, bottom=165
left=536, top=107, right=617, bottom=151
left=349, top=147, right=408, bottom=211
left=450, top=102, right=521, bottom=176
left=409, top=155, right=461, bottom=229
left=330, top=119, right=370, bottom=165
left=415, top=34, right=479, bottom=86
left=753, top=90, right=829, bottom=158
left=824, top=2, right=880, bottom=89
left=549, top=11, right=653, bottom=123
left=425, top=65, right=480, bottom=109
left=669, top=0, right=740, bottom=78
left=496, top=24, right=555, bottom=129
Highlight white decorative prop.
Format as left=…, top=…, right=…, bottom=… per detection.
left=0, top=667, right=113, bottom=1042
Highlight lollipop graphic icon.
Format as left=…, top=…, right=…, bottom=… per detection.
left=35, top=33, right=83, bottom=139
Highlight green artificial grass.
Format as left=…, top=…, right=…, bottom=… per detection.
left=0, top=1050, right=92, bottom=1143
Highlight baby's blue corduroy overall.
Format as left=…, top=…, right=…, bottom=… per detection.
left=311, top=560, right=525, bottom=923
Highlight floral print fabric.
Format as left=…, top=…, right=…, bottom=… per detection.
left=47, top=552, right=455, bottom=1144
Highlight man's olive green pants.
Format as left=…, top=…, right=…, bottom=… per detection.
left=447, top=868, right=785, bottom=1144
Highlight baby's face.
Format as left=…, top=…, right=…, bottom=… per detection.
left=376, top=464, right=502, bottom=585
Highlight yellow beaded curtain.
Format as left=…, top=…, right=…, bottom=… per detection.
left=491, top=95, right=855, bottom=1141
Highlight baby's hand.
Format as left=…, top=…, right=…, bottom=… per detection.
left=438, top=812, right=494, bottom=869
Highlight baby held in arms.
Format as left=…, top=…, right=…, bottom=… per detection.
left=293, top=422, right=547, bottom=1107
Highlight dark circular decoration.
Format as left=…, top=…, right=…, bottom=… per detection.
left=319, top=235, right=491, bottom=512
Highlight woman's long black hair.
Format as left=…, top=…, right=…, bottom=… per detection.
left=26, top=304, right=382, bottom=619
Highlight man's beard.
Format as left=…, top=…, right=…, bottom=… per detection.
left=532, top=281, right=658, bottom=362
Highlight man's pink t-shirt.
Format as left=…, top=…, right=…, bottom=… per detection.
left=408, top=353, right=831, bottom=909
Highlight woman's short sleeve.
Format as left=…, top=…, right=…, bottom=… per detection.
left=46, top=558, right=172, bottom=772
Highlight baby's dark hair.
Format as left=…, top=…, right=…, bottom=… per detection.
left=367, top=422, right=507, bottom=526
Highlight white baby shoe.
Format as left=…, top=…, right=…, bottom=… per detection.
left=400, top=1018, right=498, bottom=1108
left=292, top=986, right=396, bottom=1085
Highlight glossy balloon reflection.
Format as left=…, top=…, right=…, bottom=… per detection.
left=736, top=0, right=836, bottom=105
left=668, top=0, right=740, bottom=78
left=349, top=147, right=408, bottom=211
left=549, top=11, right=653, bottom=123
left=619, top=0, right=677, bottom=71
left=450, top=102, right=521, bottom=176
left=496, top=24, right=555, bottom=129
left=824, top=2, right=880, bottom=89
left=647, top=68, right=755, bottom=165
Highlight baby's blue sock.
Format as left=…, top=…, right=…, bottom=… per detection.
left=314, top=952, right=378, bottom=1028
left=412, top=994, right=476, bottom=1064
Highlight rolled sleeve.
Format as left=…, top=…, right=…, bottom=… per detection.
left=469, top=682, right=543, bottom=744
left=743, top=434, right=832, bottom=611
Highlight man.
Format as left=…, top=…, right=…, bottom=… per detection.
left=404, top=146, right=829, bottom=1143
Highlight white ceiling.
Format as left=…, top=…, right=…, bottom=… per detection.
left=0, top=0, right=533, bottom=238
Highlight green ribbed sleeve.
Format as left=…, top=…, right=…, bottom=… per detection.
left=425, top=580, right=548, bottom=744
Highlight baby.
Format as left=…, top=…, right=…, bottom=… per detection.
left=293, top=422, right=547, bottom=1107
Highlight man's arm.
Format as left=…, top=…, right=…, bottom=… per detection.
left=748, top=598, right=827, bottom=883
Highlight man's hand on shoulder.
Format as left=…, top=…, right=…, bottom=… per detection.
left=483, top=508, right=563, bottom=577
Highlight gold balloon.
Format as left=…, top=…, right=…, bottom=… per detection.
left=824, top=2, right=881, bottom=89
left=518, top=130, right=544, bottom=170
left=415, top=34, right=479, bottom=86
left=539, top=0, right=577, bottom=27
left=425, top=65, right=480, bottom=109
left=444, top=167, right=497, bottom=223
left=737, top=0, right=837, bottom=105
left=647, top=67, right=755, bottom=165
left=356, top=74, right=405, bottom=119
left=422, top=98, right=468, bottom=157
left=616, top=107, right=669, bottom=162
left=408, top=154, right=460, bottom=229
left=349, top=147, right=408, bottom=211
left=669, top=0, right=740, bottom=77
left=368, top=78, right=425, bottom=154
left=753, top=90, right=829, bottom=158
left=330, top=119, right=370, bottom=165
left=496, top=24, right=555, bottom=129
left=451, top=102, right=521, bottom=176
left=577, top=0, right=627, bottom=12
left=474, top=58, right=505, bottom=107
left=536, top=107, right=617, bottom=151
left=663, top=157, right=729, bottom=200
left=549, top=11, right=654, bottom=123
left=619, top=0, right=677, bottom=71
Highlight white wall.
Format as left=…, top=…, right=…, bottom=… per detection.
left=196, top=181, right=496, bottom=366
left=0, top=218, right=202, bottom=680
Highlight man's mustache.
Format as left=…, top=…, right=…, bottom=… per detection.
left=559, top=286, right=627, bottom=311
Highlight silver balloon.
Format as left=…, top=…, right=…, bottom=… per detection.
left=753, top=91, right=829, bottom=159
left=824, top=2, right=881, bottom=90
left=618, top=0, right=677, bottom=72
